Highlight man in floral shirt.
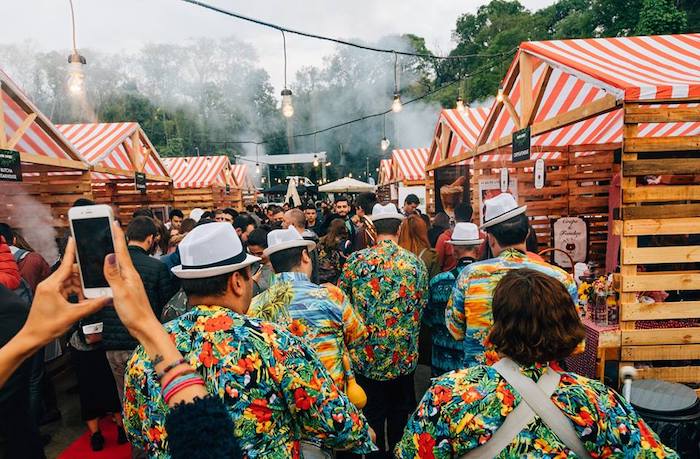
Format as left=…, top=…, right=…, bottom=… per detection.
left=124, top=223, right=375, bottom=458
left=248, top=228, right=368, bottom=392
left=446, top=194, right=577, bottom=366
left=339, top=203, right=428, bottom=458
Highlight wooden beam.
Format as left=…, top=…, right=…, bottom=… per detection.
left=622, top=327, right=700, bottom=346
left=635, top=366, right=700, bottom=382
left=623, top=217, right=700, bottom=236
left=519, top=52, right=533, bottom=128
left=623, top=184, right=700, bottom=203
left=7, top=113, right=37, bottom=149
left=621, top=344, right=700, bottom=361
left=0, top=90, right=6, bottom=148
left=621, top=271, right=700, bottom=292
left=525, top=65, right=552, bottom=127
left=130, top=130, right=142, bottom=171
left=625, top=105, right=700, bottom=123
left=623, top=158, right=700, bottom=176
left=440, top=123, right=451, bottom=162
left=503, top=97, right=520, bottom=129
left=622, top=203, right=700, bottom=220
left=19, top=151, right=88, bottom=170
left=625, top=135, right=700, bottom=153
left=621, top=300, right=700, bottom=321
left=623, top=245, right=700, bottom=264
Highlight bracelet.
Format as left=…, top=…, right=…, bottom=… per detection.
left=161, top=367, right=196, bottom=389
left=162, top=373, right=205, bottom=404
left=156, top=358, right=187, bottom=379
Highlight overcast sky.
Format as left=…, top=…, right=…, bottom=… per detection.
left=3, top=0, right=555, bottom=93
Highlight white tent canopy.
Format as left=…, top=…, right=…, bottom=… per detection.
left=285, top=178, right=302, bottom=207
left=318, top=177, right=376, bottom=193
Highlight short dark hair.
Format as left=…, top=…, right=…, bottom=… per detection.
left=355, top=192, right=377, bottom=214
left=0, top=223, right=13, bottom=245
left=247, top=228, right=269, bottom=248
left=234, top=214, right=255, bottom=231
left=72, top=198, right=95, bottom=207
left=169, top=209, right=184, bottom=220
left=180, top=218, right=196, bottom=233
left=374, top=218, right=402, bottom=236
left=335, top=196, right=349, bottom=205
left=268, top=205, right=282, bottom=216
left=404, top=194, right=420, bottom=205
left=269, top=246, right=305, bottom=273
left=201, top=211, right=214, bottom=220
left=455, top=202, right=473, bottom=223
left=133, top=208, right=154, bottom=219
left=488, top=268, right=585, bottom=366
left=126, top=216, right=158, bottom=242
left=223, top=208, right=238, bottom=219
left=485, top=213, right=529, bottom=247
left=180, top=268, right=249, bottom=297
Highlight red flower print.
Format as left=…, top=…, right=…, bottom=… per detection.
left=294, top=388, right=315, bottom=410
left=433, top=385, right=452, bottom=405
left=399, top=285, right=407, bottom=297
left=204, top=315, right=233, bottom=332
left=248, top=398, right=272, bottom=422
left=288, top=320, right=307, bottom=336
left=365, top=345, right=375, bottom=360
left=369, top=278, right=380, bottom=293
left=199, top=341, right=219, bottom=368
left=392, top=351, right=399, bottom=364
left=386, top=316, right=397, bottom=327
left=416, top=432, right=436, bottom=458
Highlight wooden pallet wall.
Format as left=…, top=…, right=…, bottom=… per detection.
left=92, top=181, right=174, bottom=224
left=171, top=186, right=244, bottom=217
left=618, top=101, right=700, bottom=386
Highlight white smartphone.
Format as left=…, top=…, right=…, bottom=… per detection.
left=68, top=204, right=115, bottom=298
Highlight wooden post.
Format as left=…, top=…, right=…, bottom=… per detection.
left=519, top=52, right=533, bottom=129
left=7, top=113, right=37, bottom=149
left=0, top=90, right=6, bottom=148
left=131, top=130, right=142, bottom=171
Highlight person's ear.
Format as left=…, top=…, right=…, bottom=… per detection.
left=229, top=271, right=244, bottom=296
left=301, top=249, right=311, bottom=264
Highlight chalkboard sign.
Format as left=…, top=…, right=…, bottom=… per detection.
left=135, top=172, right=147, bottom=192
left=512, top=127, right=531, bottom=163
left=225, top=184, right=230, bottom=194
left=0, top=149, right=22, bottom=182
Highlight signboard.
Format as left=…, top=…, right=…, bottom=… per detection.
left=225, top=184, right=231, bottom=194
left=512, top=126, right=531, bottom=163
left=0, top=149, right=22, bottom=182
left=534, top=158, right=546, bottom=189
left=500, top=168, right=509, bottom=192
left=134, top=172, right=147, bottom=192
left=478, top=177, right=518, bottom=225
left=552, top=217, right=588, bottom=268
left=434, top=165, right=469, bottom=216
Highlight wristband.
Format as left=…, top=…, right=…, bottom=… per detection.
left=156, top=358, right=187, bottom=379
left=162, top=372, right=205, bottom=403
left=161, top=367, right=196, bottom=389
left=164, top=378, right=206, bottom=405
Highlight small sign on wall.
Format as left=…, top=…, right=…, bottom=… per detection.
left=500, top=168, right=509, bottom=192
left=135, top=172, right=147, bottom=192
left=534, top=158, right=546, bottom=189
left=552, top=216, right=588, bottom=268
left=0, top=149, right=22, bottom=182
left=512, top=127, right=531, bottom=162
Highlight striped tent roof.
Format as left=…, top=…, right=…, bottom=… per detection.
left=391, top=148, right=429, bottom=182
left=162, top=156, right=235, bottom=189
left=378, top=159, right=394, bottom=185
left=57, top=123, right=170, bottom=181
left=0, top=69, right=86, bottom=169
left=231, top=164, right=256, bottom=192
left=428, top=107, right=489, bottom=166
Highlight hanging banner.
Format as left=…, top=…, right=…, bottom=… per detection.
left=0, top=149, right=22, bottom=182
left=534, top=158, right=546, bottom=189
left=552, top=216, right=588, bottom=268
left=512, top=126, right=531, bottom=162
left=135, top=172, right=147, bottom=192
left=478, top=177, right=518, bottom=225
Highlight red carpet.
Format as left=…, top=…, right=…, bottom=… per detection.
left=58, top=417, right=132, bottom=459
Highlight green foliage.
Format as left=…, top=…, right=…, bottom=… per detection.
left=636, top=0, right=688, bottom=34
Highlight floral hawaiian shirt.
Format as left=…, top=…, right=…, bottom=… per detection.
left=248, top=271, right=368, bottom=390
left=123, top=305, right=375, bottom=458
left=338, top=239, right=428, bottom=381
left=446, top=249, right=577, bottom=366
left=395, top=364, right=678, bottom=458
left=425, top=257, right=475, bottom=377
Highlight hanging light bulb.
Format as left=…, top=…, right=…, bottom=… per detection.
left=456, top=96, right=466, bottom=114
left=67, top=53, right=86, bottom=95
left=349, top=172, right=353, bottom=178
left=281, top=88, right=294, bottom=118
left=391, top=93, right=402, bottom=113
left=496, top=84, right=505, bottom=103
left=255, top=162, right=260, bottom=174
left=380, top=137, right=390, bottom=151
left=313, top=154, right=319, bottom=167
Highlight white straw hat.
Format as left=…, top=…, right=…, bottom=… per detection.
left=263, top=227, right=316, bottom=257
left=189, top=208, right=204, bottom=222
left=447, top=223, right=483, bottom=246
left=172, top=222, right=260, bottom=279
left=370, top=203, right=405, bottom=222
left=480, top=193, right=527, bottom=229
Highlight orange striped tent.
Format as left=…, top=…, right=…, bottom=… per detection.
left=378, top=159, right=394, bottom=186
left=391, top=148, right=429, bottom=185
left=57, top=122, right=173, bottom=221
left=0, top=69, right=92, bottom=229
left=230, top=164, right=258, bottom=204
left=162, top=155, right=243, bottom=213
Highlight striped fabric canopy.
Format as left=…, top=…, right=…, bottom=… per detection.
left=378, top=159, right=394, bottom=185
left=231, top=164, right=256, bottom=192
left=163, top=156, right=233, bottom=189
left=392, top=148, right=429, bottom=182
left=429, top=108, right=489, bottom=166
left=1, top=69, right=84, bottom=166
left=57, top=123, right=169, bottom=180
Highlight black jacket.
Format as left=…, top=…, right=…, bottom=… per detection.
left=102, top=246, right=179, bottom=350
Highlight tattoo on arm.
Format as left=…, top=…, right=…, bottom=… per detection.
left=153, top=354, right=164, bottom=366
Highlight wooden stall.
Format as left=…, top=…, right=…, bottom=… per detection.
left=162, top=155, right=243, bottom=215
left=57, top=122, right=173, bottom=222
left=382, top=148, right=429, bottom=209
left=425, top=108, right=489, bottom=214
left=231, top=164, right=258, bottom=205
left=0, top=69, right=91, bottom=230
left=431, top=33, right=700, bottom=385
left=377, top=158, right=395, bottom=202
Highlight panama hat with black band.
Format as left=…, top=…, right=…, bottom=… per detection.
left=370, top=203, right=405, bottom=222
left=447, top=222, right=484, bottom=246
left=171, top=222, right=260, bottom=279
left=480, top=193, right=527, bottom=229
left=263, top=227, right=316, bottom=257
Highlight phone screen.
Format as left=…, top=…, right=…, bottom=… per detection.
left=72, top=217, right=114, bottom=289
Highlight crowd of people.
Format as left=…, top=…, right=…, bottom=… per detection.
left=0, top=190, right=680, bottom=458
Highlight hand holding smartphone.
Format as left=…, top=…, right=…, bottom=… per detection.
left=68, top=204, right=116, bottom=298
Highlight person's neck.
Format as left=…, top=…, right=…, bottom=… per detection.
left=128, top=241, right=151, bottom=252
left=495, top=243, right=527, bottom=256
left=307, top=218, right=316, bottom=226
left=187, top=294, right=247, bottom=315
left=282, top=268, right=310, bottom=279
left=376, top=234, right=398, bottom=243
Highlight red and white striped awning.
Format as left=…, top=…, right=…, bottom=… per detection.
left=392, top=148, right=429, bottom=182
left=378, top=159, right=394, bottom=185
left=57, top=123, right=170, bottom=180
left=163, top=156, right=233, bottom=189
left=1, top=69, right=85, bottom=167
left=231, top=164, right=256, bottom=192
left=429, top=108, right=489, bottom=166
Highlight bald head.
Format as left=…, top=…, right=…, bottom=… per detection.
left=284, top=208, right=306, bottom=232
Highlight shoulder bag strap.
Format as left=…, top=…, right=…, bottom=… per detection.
left=460, top=368, right=559, bottom=459
left=492, top=358, right=592, bottom=459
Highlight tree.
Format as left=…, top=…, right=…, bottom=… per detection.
left=636, top=0, right=688, bottom=34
